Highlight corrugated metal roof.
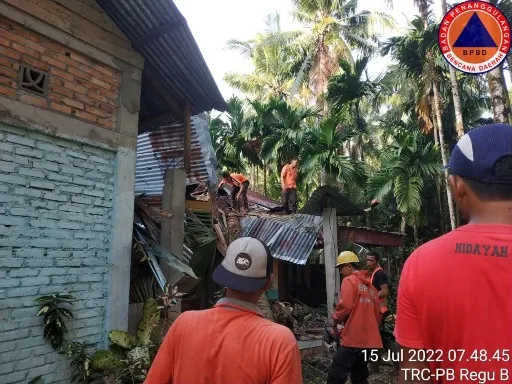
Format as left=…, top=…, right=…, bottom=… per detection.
left=135, top=114, right=217, bottom=195
left=246, top=190, right=281, bottom=210
left=97, top=0, right=227, bottom=127
left=299, top=186, right=365, bottom=217
left=240, top=214, right=322, bottom=265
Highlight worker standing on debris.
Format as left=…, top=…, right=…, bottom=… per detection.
left=327, top=251, right=382, bottom=384
left=395, top=124, right=512, bottom=383
left=281, top=158, right=299, bottom=214
left=218, top=171, right=250, bottom=213
left=145, top=237, right=302, bottom=384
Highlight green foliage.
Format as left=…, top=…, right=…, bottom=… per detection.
left=89, top=298, right=162, bottom=383
left=35, top=294, right=75, bottom=351
left=61, top=341, right=96, bottom=384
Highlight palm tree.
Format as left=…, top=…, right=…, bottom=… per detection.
left=209, top=97, right=260, bottom=172
left=290, top=0, right=395, bottom=111
left=439, top=0, right=465, bottom=138
left=300, top=112, right=366, bottom=187
left=368, top=128, right=441, bottom=244
left=259, top=99, right=320, bottom=168
left=381, top=17, right=456, bottom=230
left=224, top=14, right=302, bottom=100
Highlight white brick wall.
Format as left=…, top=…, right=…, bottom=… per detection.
left=0, top=124, right=115, bottom=383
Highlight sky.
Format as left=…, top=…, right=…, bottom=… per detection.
left=173, top=0, right=443, bottom=99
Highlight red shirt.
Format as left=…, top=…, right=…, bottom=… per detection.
left=395, top=224, right=512, bottom=381
left=145, top=298, right=302, bottom=384
left=333, top=271, right=383, bottom=348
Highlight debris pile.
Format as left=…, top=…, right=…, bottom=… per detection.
left=270, top=300, right=328, bottom=340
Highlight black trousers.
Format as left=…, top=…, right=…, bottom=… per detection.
left=281, top=188, right=297, bottom=214
left=327, top=347, right=370, bottom=384
left=231, top=181, right=249, bottom=210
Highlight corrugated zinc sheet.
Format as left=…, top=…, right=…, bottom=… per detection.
left=240, top=214, right=322, bottom=265
left=246, top=190, right=281, bottom=209
left=135, top=115, right=217, bottom=195
left=97, top=0, right=227, bottom=126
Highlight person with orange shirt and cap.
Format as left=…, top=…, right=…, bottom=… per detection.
left=327, top=251, right=383, bottom=384
left=281, top=158, right=299, bottom=214
left=218, top=171, right=250, bottom=212
left=144, top=237, right=303, bottom=384
left=394, top=123, right=512, bottom=383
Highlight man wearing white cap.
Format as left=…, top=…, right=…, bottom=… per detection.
left=145, top=237, right=303, bottom=384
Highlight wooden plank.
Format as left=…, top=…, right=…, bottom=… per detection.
left=323, top=207, right=338, bottom=318
left=1, top=0, right=143, bottom=68
left=160, top=169, right=186, bottom=287
left=185, top=199, right=211, bottom=212
left=52, top=0, right=128, bottom=39
left=184, top=103, right=191, bottom=173
left=214, top=224, right=228, bottom=256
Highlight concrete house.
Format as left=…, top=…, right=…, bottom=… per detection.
left=0, top=0, right=226, bottom=382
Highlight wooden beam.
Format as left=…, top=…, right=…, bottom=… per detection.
left=185, top=199, right=211, bottom=212
left=184, top=103, right=191, bottom=173
left=323, top=207, right=339, bottom=318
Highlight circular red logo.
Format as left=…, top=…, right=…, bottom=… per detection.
left=438, top=1, right=511, bottom=74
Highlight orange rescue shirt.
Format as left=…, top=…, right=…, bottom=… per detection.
left=281, top=165, right=298, bottom=189
left=332, top=271, right=383, bottom=348
left=395, top=224, right=512, bottom=381
left=228, top=173, right=248, bottom=186
left=144, top=298, right=302, bottom=384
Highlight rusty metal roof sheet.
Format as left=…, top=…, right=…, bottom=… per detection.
left=135, top=115, right=217, bottom=195
left=97, top=0, right=227, bottom=128
left=240, top=214, right=322, bottom=265
left=299, top=186, right=365, bottom=217
left=246, top=190, right=281, bottom=210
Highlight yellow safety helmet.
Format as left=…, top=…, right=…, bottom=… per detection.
left=335, top=251, right=359, bottom=267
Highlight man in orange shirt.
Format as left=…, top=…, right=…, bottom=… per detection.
left=218, top=171, right=250, bottom=212
left=327, top=251, right=382, bottom=384
left=281, top=158, right=299, bottom=214
left=395, top=123, right=512, bottom=383
left=145, top=237, right=303, bottom=384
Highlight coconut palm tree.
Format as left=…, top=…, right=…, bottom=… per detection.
left=289, top=0, right=395, bottom=111
left=224, top=14, right=303, bottom=100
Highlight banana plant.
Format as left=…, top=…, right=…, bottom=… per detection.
left=90, top=298, right=160, bottom=379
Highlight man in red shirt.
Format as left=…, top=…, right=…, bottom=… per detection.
left=145, top=237, right=302, bottom=383
left=395, top=123, right=512, bottom=383
left=327, top=251, right=383, bottom=384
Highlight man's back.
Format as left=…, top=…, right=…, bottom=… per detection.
left=145, top=298, right=302, bottom=384
left=395, top=224, right=512, bottom=376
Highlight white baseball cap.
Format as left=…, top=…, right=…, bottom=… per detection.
left=212, top=237, right=273, bottom=293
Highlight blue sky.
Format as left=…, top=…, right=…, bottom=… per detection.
left=173, top=0, right=444, bottom=99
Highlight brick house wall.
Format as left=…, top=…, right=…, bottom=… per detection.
left=0, top=123, right=115, bottom=383
left=0, top=2, right=142, bottom=382
left=0, top=16, right=121, bottom=131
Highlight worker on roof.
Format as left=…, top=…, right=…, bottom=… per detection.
left=218, top=171, right=250, bottom=213
left=327, top=251, right=382, bottom=384
left=281, top=158, right=299, bottom=214
left=365, top=250, right=389, bottom=374
left=395, top=124, right=512, bottom=383
left=145, top=237, right=303, bottom=384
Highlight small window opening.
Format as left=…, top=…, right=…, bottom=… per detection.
left=19, top=65, right=49, bottom=97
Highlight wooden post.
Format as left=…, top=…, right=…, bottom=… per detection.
left=184, top=103, right=191, bottom=173
left=160, top=168, right=186, bottom=287
left=323, top=207, right=338, bottom=318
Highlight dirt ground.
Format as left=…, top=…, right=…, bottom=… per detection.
left=302, top=355, right=398, bottom=384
